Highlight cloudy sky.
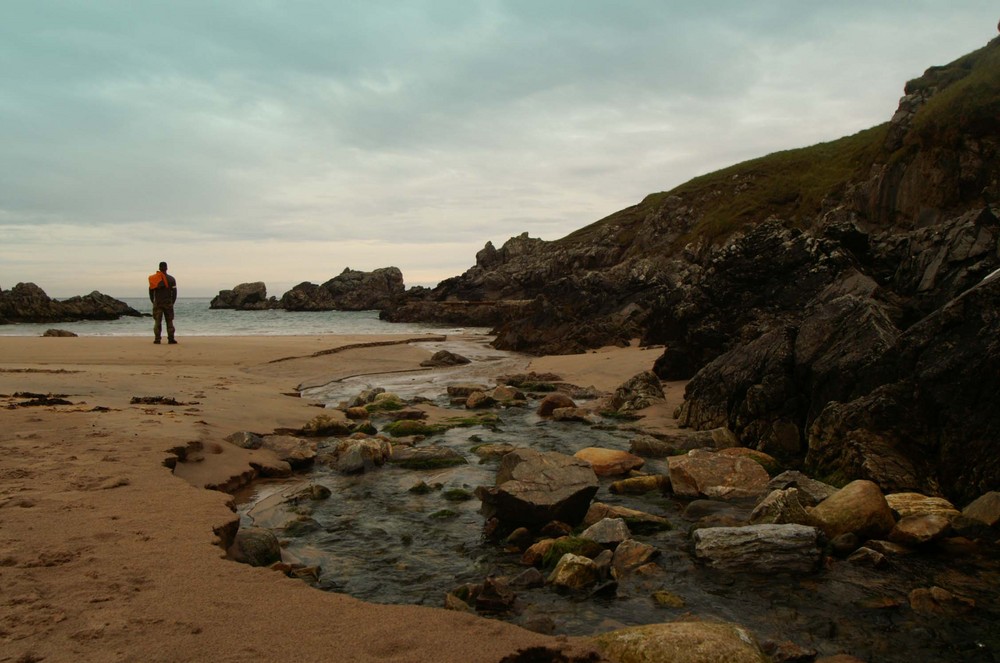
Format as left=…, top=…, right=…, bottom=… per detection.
left=2, top=2, right=997, bottom=297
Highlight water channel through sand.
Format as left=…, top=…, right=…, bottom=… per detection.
left=237, top=337, right=1000, bottom=662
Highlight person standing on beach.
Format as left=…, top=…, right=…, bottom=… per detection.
left=148, top=261, right=178, bottom=344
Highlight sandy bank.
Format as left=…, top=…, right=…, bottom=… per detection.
left=0, top=334, right=672, bottom=662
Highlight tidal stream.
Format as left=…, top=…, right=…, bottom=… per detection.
left=236, top=338, right=1000, bottom=662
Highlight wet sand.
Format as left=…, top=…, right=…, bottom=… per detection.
left=0, top=334, right=670, bottom=662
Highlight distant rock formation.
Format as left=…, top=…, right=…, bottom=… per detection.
left=211, top=267, right=406, bottom=312
left=210, top=282, right=278, bottom=310
left=0, top=283, right=141, bottom=324
left=280, top=267, right=404, bottom=311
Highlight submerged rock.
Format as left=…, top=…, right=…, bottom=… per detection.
left=389, top=445, right=467, bottom=470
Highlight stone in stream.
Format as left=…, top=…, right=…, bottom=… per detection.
left=228, top=527, right=281, bottom=567
left=807, top=479, right=896, bottom=540
left=260, top=434, right=317, bottom=469
left=535, top=393, right=576, bottom=417
left=611, top=539, right=659, bottom=579
left=885, top=492, right=960, bottom=520
left=692, top=523, right=822, bottom=573
left=748, top=488, right=812, bottom=526
left=579, top=517, right=630, bottom=548
left=476, top=448, right=598, bottom=527
left=547, top=553, right=599, bottom=590
left=766, top=470, right=838, bottom=506
left=573, top=447, right=645, bottom=477
left=583, top=502, right=672, bottom=534
left=389, top=445, right=467, bottom=470
left=328, top=437, right=393, bottom=474
left=888, top=514, right=952, bottom=546
left=630, top=428, right=739, bottom=458
left=668, top=448, right=770, bottom=500
left=609, top=474, right=670, bottom=495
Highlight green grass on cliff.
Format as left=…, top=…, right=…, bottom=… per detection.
left=905, top=37, right=1000, bottom=147
left=666, top=124, right=888, bottom=242
left=562, top=38, right=998, bottom=250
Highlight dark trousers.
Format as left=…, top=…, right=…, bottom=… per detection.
left=153, top=305, right=175, bottom=341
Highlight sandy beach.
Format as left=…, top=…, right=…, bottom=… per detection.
left=0, top=334, right=670, bottom=662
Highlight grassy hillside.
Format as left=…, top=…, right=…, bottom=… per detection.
left=563, top=37, right=998, bottom=250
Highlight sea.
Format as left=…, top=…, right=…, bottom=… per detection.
left=0, top=297, right=472, bottom=337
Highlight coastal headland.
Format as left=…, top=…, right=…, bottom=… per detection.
left=0, top=334, right=666, bottom=662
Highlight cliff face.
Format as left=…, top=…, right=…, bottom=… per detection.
left=383, top=37, right=1000, bottom=502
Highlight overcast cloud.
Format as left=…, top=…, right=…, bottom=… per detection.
left=1, top=1, right=997, bottom=296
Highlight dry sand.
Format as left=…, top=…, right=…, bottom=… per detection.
left=0, top=334, right=676, bottom=662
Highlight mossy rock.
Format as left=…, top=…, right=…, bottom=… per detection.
left=383, top=420, right=447, bottom=437
left=541, top=536, right=605, bottom=568
left=443, top=488, right=474, bottom=502
left=365, top=398, right=404, bottom=413
left=430, top=509, right=460, bottom=520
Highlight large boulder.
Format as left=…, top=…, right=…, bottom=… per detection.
left=476, top=449, right=599, bottom=527
left=594, top=621, right=769, bottom=663
left=692, top=524, right=822, bottom=573
left=667, top=449, right=770, bottom=500
left=807, top=480, right=896, bottom=540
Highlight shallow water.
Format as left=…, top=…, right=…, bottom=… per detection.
left=238, top=337, right=1000, bottom=662
left=0, top=297, right=471, bottom=337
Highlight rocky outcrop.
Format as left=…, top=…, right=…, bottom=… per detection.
left=0, top=283, right=141, bottom=324
left=281, top=267, right=404, bottom=311
left=210, top=282, right=277, bottom=310
left=380, top=39, right=1000, bottom=502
